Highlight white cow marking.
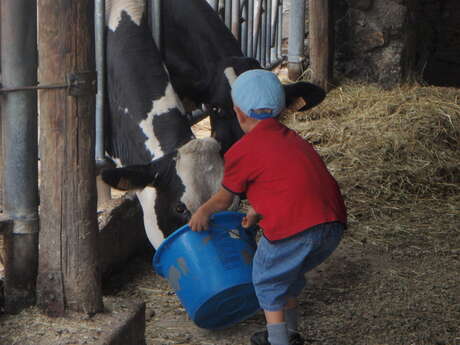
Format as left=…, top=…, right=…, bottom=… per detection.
left=224, top=67, right=238, bottom=86
left=136, top=187, right=164, bottom=249
left=176, top=138, right=226, bottom=213
left=139, top=82, right=185, bottom=158
left=106, top=0, right=145, bottom=31
left=107, top=155, right=123, bottom=168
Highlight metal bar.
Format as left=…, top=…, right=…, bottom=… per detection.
left=0, top=84, right=67, bottom=93
left=95, top=0, right=106, bottom=166
left=247, top=0, right=254, bottom=57
left=151, top=0, right=162, bottom=53
left=241, top=0, right=248, bottom=55
left=254, top=0, right=263, bottom=61
left=288, top=0, right=306, bottom=79
left=266, top=57, right=285, bottom=70
left=260, top=0, right=267, bottom=66
left=266, top=0, right=272, bottom=64
left=1, top=0, right=39, bottom=312
left=277, top=0, right=283, bottom=59
left=270, top=0, right=279, bottom=63
left=231, top=0, right=240, bottom=41
left=217, top=0, right=225, bottom=21
left=94, top=0, right=111, bottom=206
left=271, top=0, right=280, bottom=47
left=225, top=0, right=232, bottom=29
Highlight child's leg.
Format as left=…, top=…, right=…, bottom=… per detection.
left=264, top=317, right=289, bottom=345
left=284, top=297, right=299, bottom=335
left=252, top=235, right=307, bottom=345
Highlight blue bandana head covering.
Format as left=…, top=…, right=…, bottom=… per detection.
left=231, top=69, right=285, bottom=119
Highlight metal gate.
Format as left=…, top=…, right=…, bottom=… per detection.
left=94, top=0, right=298, bottom=166
left=146, top=0, right=284, bottom=69
left=205, top=0, right=284, bottom=68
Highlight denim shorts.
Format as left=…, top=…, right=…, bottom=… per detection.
left=252, top=222, right=344, bottom=311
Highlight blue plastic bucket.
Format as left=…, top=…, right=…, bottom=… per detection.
left=153, top=211, right=260, bottom=329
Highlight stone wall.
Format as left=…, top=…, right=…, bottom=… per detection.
left=320, top=0, right=460, bottom=87
left=332, top=0, right=416, bottom=88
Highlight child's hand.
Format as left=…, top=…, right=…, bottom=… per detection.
left=189, top=208, right=210, bottom=231
left=242, top=208, right=261, bottom=229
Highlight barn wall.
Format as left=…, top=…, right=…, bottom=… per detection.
left=331, top=0, right=416, bottom=88
left=302, top=0, right=459, bottom=87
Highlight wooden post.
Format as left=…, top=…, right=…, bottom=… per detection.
left=37, top=0, right=103, bottom=316
left=309, top=0, right=334, bottom=91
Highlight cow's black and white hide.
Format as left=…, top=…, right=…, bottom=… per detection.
left=161, top=0, right=326, bottom=153
left=102, top=137, right=227, bottom=248
left=103, top=0, right=230, bottom=249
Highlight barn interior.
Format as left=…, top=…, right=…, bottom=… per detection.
left=0, top=0, right=459, bottom=344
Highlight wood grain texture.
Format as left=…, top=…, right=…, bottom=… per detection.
left=37, top=0, right=102, bottom=316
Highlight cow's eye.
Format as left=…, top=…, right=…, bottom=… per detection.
left=175, top=204, right=186, bottom=213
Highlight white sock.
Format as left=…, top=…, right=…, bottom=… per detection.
left=267, top=322, right=289, bottom=345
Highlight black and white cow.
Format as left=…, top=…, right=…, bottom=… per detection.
left=161, top=0, right=326, bottom=153
left=102, top=0, right=324, bottom=249
left=102, top=0, right=231, bottom=249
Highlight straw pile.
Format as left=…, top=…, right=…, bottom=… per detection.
left=281, top=82, right=460, bottom=253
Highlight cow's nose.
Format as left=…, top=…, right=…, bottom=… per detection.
left=184, top=209, right=192, bottom=221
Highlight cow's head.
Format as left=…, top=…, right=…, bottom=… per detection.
left=102, top=137, right=227, bottom=249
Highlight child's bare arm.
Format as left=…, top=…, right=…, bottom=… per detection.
left=189, top=187, right=235, bottom=231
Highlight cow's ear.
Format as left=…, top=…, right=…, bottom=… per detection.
left=101, top=165, right=159, bottom=191
left=284, top=82, right=326, bottom=111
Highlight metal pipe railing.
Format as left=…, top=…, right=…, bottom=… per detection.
left=95, top=0, right=106, bottom=168
left=288, top=0, right=305, bottom=79
left=225, top=0, right=232, bottom=29
left=261, top=0, right=267, bottom=66
left=277, top=0, right=283, bottom=59
left=231, top=0, right=240, bottom=41
left=247, top=0, right=255, bottom=57
left=150, top=0, right=162, bottom=53
left=241, top=0, right=248, bottom=56
left=266, top=0, right=272, bottom=65
left=254, top=0, right=263, bottom=61
left=1, top=0, right=39, bottom=312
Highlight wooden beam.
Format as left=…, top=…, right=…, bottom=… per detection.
left=36, top=0, right=103, bottom=316
left=309, top=0, right=334, bottom=91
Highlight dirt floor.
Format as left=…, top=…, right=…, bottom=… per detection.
left=102, top=212, right=459, bottom=345
left=0, top=81, right=459, bottom=345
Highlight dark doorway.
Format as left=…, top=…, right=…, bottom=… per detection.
left=417, top=0, right=460, bottom=87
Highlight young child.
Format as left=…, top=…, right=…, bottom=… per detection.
left=189, top=69, right=347, bottom=345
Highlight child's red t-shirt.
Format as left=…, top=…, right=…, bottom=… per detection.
left=222, top=118, right=347, bottom=241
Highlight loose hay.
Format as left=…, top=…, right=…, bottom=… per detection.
left=1, top=82, right=459, bottom=345
left=281, top=81, right=460, bottom=254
